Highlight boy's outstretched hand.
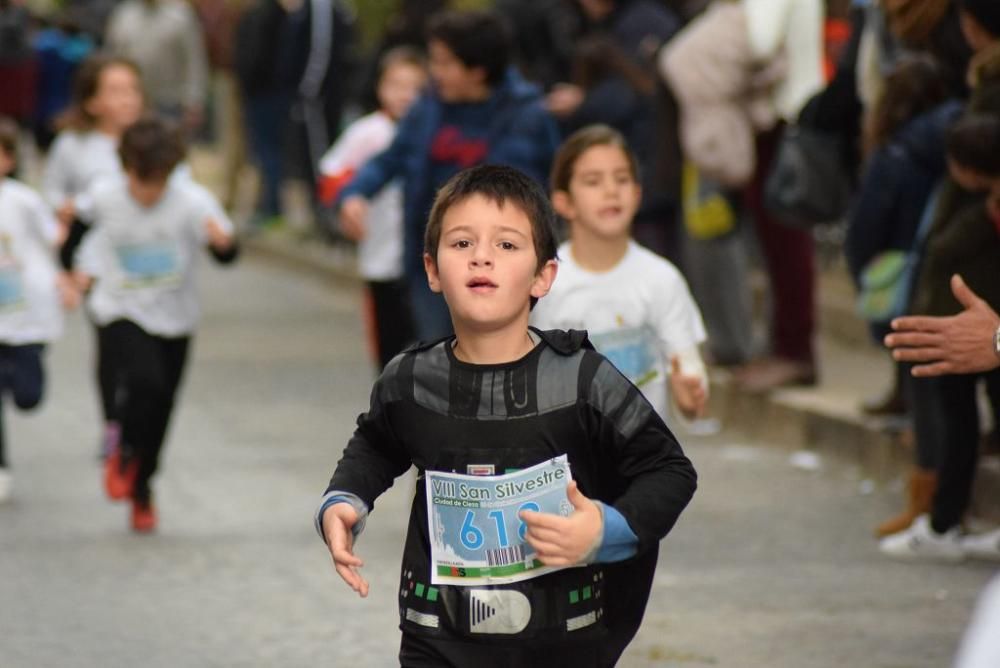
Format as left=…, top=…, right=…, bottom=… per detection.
left=520, top=481, right=602, bottom=567
left=669, top=356, right=707, bottom=419
left=322, top=503, right=370, bottom=598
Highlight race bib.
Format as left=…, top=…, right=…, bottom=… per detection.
left=426, top=455, right=574, bottom=586
left=589, top=326, right=660, bottom=387
left=116, top=242, right=181, bottom=288
left=0, top=264, right=25, bottom=311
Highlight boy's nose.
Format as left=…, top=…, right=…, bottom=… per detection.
left=470, top=255, right=493, bottom=267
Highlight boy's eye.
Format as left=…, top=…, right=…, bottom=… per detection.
left=498, top=241, right=517, bottom=251
left=452, top=239, right=472, bottom=249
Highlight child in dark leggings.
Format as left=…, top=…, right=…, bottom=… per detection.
left=75, top=116, right=237, bottom=531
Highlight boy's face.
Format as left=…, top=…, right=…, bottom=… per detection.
left=86, top=64, right=144, bottom=132
left=378, top=62, right=427, bottom=121
left=424, top=194, right=557, bottom=333
left=428, top=40, right=489, bottom=103
left=126, top=172, right=169, bottom=208
left=553, top=144, right=640, bottom=241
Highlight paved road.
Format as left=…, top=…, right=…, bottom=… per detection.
left=1, top=253, right=995, bottom=667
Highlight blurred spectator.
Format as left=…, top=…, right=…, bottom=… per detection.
left=235, top=0, right=290, bottom=226
left=31, top=13, right=95, bottom=149
left=284, top=0, right=359, bottom=193
left=105, top=0, right=210, bottom=132
left=191, top=0, right=247, bottom=210
left=880, top=112, right=1000, bottom=561
left=733, top=0, right=826, bottom=392
left=0, top=0, right=39, bottom=127
left=234, top=0, right=358, bottom=228
left=63, top=0, right=119, bottom=43
left=883, top=0, right=972, bottom=97
left=846, top=56, right=958, bottom=422
left=495, top=0, right=579, bottom=90
left=846, top=55, right=958, bottom=537
left=661, top=0, right=825, bottom=383
left=337, top=8, right=560, bottom=341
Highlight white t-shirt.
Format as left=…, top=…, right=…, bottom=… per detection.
left=531, top=241, right=707, bottom=420
left=0, top=179, right=63, bottom=344
left=76, top=175, right=233, bottom=337
left=318, top=111, right=403, bottom=281
left=42, top=130, right=122, bottom=211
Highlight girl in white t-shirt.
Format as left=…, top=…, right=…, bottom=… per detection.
left=75, top=117, right=237, bottom=532
left=0, top=118, right=78, bottom=503
left=531, top=124, right=709, bottom=425
left=317, top=47, right=427, bottom=370
left=44, top=54, right=145, bottom=458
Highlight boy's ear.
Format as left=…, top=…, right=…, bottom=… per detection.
left=424, top=252, right=442, bottom=293
left=530, top=259, right=558, bottom=301
left=551, top=190, right=574, bottom=221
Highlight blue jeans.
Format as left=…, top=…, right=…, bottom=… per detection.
left=243, top=93, right=289, bottom=218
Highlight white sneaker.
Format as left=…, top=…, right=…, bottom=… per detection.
left=0, top=467, right=11, bottom=504
left=962, top=527, right=1000, bottom=562
left=879, top=515, right=964, bottom=562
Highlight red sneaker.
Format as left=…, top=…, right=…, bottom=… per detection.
left=131, top=498, right=157, bottom=533
left=104, top=452, right=137, bottom=501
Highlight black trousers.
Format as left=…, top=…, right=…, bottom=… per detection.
left=930, top=368, right=1000, bottom=533
left=367, top=279, right=415, bottom=371
left=0, top=343, right=45, bottom=467
left=101, top=320, right=190, bottom=501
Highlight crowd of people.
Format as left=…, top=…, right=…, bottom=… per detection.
left=1, top=0, right=999, bottom=665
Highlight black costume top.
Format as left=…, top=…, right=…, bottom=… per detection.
left=325, top=328, right=697, bottom=659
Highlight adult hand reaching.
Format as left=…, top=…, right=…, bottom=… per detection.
left=885, top=274, right=1000, bottom=377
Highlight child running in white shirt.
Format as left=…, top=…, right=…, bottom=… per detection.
left=531, top=124, right=709, bottom=424
left=75, top=116, right=237, bottom=532
left=43, top=54, right=144, bottom=457
left=0, top=117, right=78, bottom=502
left=318, top=47, right=427, bottom=370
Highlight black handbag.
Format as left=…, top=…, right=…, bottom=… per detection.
left=763, top=125, right=853, bottom=227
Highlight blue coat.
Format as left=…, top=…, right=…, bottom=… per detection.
left=339, top=69, right=561, bottom=280
left=844, top=101, right=962, bottom=284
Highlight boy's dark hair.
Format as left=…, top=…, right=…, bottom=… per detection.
left=550, top=124, right=640, bottom=193
left=947, top=112, right=1000, bottom=176
left=425, top=164, right=558, bottom=292
left=59, top=54, right=142, bottom=132
left=119, top=116, right=186, bottom=181
left=0, top=116, right=18, bottom=161
left=426, top=9, right=511, bottom=87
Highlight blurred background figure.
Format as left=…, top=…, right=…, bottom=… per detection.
left=317, top=46, right=427, bottom=371
left=104, top=0, right=210, bottom=133
left=234, top=0, right=358, bottom=232
left=0, top=0, right=39, bottom=134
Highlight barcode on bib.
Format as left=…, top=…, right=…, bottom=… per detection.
left=486, top=545, right=526, bottom=567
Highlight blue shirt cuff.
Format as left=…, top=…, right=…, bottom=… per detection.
left=595, top=503, right=639, bottom=563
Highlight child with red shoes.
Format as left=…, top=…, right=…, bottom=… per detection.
left=74, top=116, right=237, bottom=531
